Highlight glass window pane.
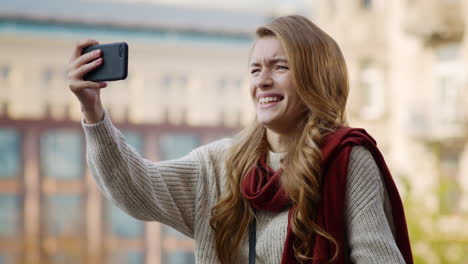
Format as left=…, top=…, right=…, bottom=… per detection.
left=0, top=65, right=10, bottom=80
left=166, top=252, right=195, bottom=264
left=361, top=0, right=372, bottom=8
left=43, top=68, right=53, bottom=83
left=109, top=251, right=145, bottom=264
left=122, top=131, right=143, bottom=153
left=164, top=225, right=189, bottom=239
left=0, top=253, right=15, bottom=264
left=106, top=201, right=144, bottom=238
left=40, top=130, right=83, bottom=179
left=49, top=252, right=82, bottom=264
left=0, top=194, right=20, bottom=238
left=160, top=134, right=200, bottom=160
left=0, top=129, right=21, bottom=178
left=43, top=195, right=83, bottom=235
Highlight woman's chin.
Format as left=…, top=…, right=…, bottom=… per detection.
left=257, top=117, right=281, bottom=130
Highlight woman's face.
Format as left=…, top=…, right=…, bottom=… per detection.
left=249, top=36, right=306, bottom=133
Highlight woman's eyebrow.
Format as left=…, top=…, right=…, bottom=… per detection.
left=250, top=58, right=289, bottom=67
left=270, top=58, right=288, bottom=64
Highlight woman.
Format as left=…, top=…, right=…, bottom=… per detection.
left=68, top=15, right=413, bottom=263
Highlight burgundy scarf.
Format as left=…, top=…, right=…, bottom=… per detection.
left=241, top=127, right=413, bottom=263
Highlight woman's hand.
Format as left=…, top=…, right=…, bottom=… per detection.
left=67, top=39, right=107, bottom=124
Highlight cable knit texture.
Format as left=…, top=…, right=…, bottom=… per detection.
left=82, top=110, right=405, bottom=263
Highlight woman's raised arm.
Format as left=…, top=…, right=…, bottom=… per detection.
left=82, top=109, right=200, bottom=238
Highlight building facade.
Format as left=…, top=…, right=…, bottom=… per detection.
left=5, top=0, right=464, bottom=263
left=313, top=0, right=468, bottom=262
left=0, top=0, right=281, bottom=263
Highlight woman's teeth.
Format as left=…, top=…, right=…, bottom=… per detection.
left=259, top=97, right=282, bottom=104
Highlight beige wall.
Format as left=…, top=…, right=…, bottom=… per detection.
left=0, top=33, right=254, bottom=127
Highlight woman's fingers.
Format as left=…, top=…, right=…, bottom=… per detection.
left=69, top=39, right=99, bottom=63
left=68, top=49, right=102, bottom=73
left=67, top=39, right=107, bottom=109
left=69, top=80, right=107, bottom=93
left=68, top=57, right=103, bottom=80
left=67, top=39, right=105, bottom=92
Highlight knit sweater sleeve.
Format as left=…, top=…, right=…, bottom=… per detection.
left=345, top=146, right=405, bottom=264
left=81, top=110, right=200, bottom=238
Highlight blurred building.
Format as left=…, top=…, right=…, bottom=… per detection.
left=0, top=0, right=313, bottom=263
left=6, top=0, right=466, bottom=263
left=313, top=0, right=468, bottom=262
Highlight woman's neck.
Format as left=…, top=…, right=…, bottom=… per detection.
left=266, top=129, right=293, bottom=153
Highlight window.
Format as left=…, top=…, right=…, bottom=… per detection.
left=216, top=77, right=243, bottom=96
left=0, top=129, right=21, bottom=178
left=43, top=68, right=54, bottom=83
left=160, top=74, right=188, bottom=95
left=49, top=252, right=83, bottom=264
left=164, top=226, right=189, bottom=239
left=159, top=134, right=200, bottom=160
left=0, top=65, right=11, bottom=109
left=106, top=201, right=145, bottom=238
left=234, top=79, right=243, bottom=90
left=0, top=129, right=22, bottom=261
left=40, top=130, right=86, bottom=262
left=165, top=251, right=195, bottom=264
left=179, top=75, right=188, bottom=89
left=122, top=131, right=143, bottom=153
left=434, top=43, right=464, bottom=124
left=361, top=0, right=372, bottom=8
left=0, top=194, right=20, bottom=238
left=0, top=253, right=15, bottom=264
left=43, top=195, right=83, bottom=235
left=437, top=75, right=460, bottom=121
left=161, top=75, right=172, bottom=95
left=217, top=78, right=227, bottom=95
left=361, top=65, right=372, bottom=107
left=40, top=130, right=83, bottom=180
left=359, top=61, right=385, bottom=120
left=109, top=251, right=145, bottom=264
left=0, top=65, right=10, bottom=80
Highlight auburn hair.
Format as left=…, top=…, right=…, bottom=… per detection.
left=210, top=15, right=349, bottom=263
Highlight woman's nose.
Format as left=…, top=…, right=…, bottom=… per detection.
left=255, top=70, right=273, bottom=89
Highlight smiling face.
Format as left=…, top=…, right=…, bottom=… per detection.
left=249, top=36, right=307, bottom=134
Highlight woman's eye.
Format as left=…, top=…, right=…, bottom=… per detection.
left=251, top=69, right=260, bottom=74
left=277, top=65, right=288, bottom=70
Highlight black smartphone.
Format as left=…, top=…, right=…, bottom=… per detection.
left=82, top=42, right=128, bottom=82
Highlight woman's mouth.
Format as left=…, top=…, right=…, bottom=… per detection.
left=258, top=96, right=284, bottom=105
left=257, top=96, right=284, bottom=109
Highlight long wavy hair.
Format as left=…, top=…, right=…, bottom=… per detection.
left=209, top=15, right=349, bottom=263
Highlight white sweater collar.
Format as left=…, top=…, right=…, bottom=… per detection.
left=267, top=150, right=286, bottom=171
